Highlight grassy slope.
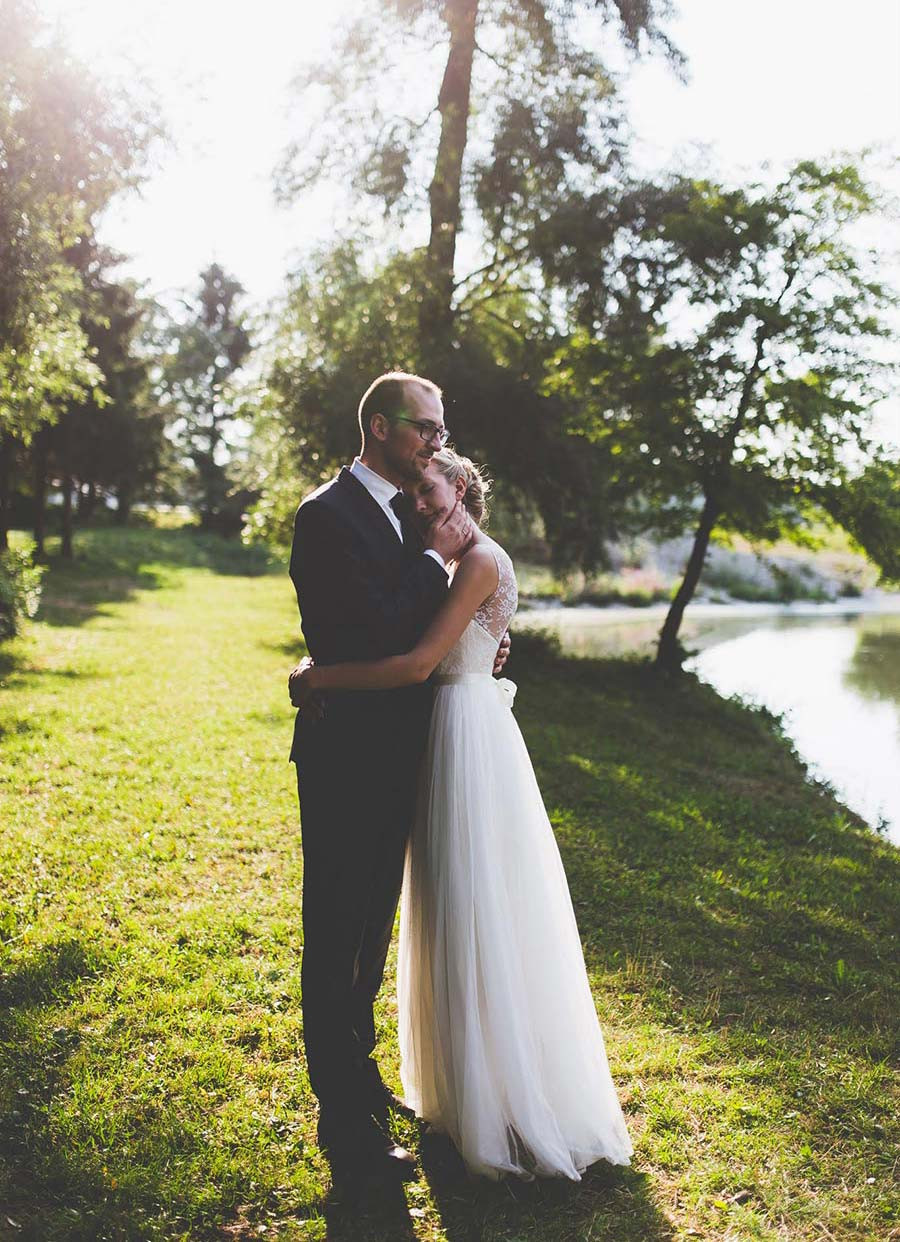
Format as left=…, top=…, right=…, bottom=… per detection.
left=0, top=528, right=897, bottom=1242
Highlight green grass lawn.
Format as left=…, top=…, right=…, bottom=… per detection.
left=1, top=527, right=897, bottom=1241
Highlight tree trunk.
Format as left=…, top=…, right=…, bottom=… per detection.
left=655, top=494, right=720, bottom=673
left=419, top=0, right=479, bottom=376
left=33, top=428, right=49, bottom=559
left=204, top=421, right=220, bottom=529
left=0, top=433, right=10, bottom=552
left=60, top=473, right=74, bottom=559
left=78, top=479, right=97, bottom=521
left=116, top=482, right=132, bottom=526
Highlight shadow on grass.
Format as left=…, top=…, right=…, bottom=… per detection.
left=306, top=1135, right=670, bottom=1242
left=0, top=928, right=669, bottom=1242
left=418, top=1133, right=671, bottom=1242
left=22, top=527, right=285, bottom=633
left=0, top=938, right=273, bottom=1242
left=317, top=1178, right=419, bottom=1242
left=512, top=654, right=899, bottom=1136
left=0, top=938, right=113, bottom=1237
left=261, top=637, right=306, bottom=661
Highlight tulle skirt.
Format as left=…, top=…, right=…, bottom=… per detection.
left=397, top=674, right=633, bottom=1179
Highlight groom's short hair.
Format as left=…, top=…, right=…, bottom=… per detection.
left=358, top=372, right=442, bottom=445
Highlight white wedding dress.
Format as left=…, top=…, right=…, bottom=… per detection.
left=397, top=536, right=633, bottom=1180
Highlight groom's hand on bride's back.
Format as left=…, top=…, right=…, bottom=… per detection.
left=288, top=657, right=325, bottom=721
left=493, top=630, right=511, bottom=676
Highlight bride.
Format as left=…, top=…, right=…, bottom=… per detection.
left=290, top=448, right=633, bottom=1180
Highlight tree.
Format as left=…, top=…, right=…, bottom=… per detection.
left=248, top=241, right=620, bottom=566
left=71, top=240, right=166, bottom=527
left=158, top=264, right=251, bottom=530
left=257, top=3, right=682, bottom=562
left=34, top=238, right=167, bottom=556
left=278, top=0, right=680, bottom=376
left=819, top=457, right=900, bottom=586
left=0, top=0, right=157, bottom=546
left=545, top=159, right=899, bottom=671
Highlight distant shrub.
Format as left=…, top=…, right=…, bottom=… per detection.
left=507, top=626, right=563, bottom=668
left=701, top=557, right=835, bottom=604
left=0, top=540, right=45, bottom=639
left=577, top=585, right=671, bottom=607
left=242, top=473, right=299, bottom=549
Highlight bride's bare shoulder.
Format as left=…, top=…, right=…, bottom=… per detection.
left=455, top=540, right=500, bottom=585
left=477, top=535, right=515, bottom=574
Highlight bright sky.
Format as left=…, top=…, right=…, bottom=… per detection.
left=38, top=0, right=357, bottom=309
left=35, top=0, right=900, bottom=443
left=38, top=0, right=899, bottom=298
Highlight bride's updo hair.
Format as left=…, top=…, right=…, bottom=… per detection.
left=431, top=448, right=492, bottom=527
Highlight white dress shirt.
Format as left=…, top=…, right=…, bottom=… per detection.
left=350, top=458, right=446, bottom=570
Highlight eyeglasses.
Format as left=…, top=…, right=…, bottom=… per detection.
left=393, top=416, right=450, bottom=447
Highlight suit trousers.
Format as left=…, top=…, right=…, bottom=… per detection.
left=294, top=697, right=429, bottom=1121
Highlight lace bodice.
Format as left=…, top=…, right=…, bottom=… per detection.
left=435, top=537, right=518, bottom=677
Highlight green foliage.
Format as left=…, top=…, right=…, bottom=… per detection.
left=247, top=242, right=620, bottom=566
left=239, top=404, right=308, bottom=548
left=549, top=161, right=896, bottom=522
left=277, top=0, right=679, bottom=226
left=544, top=157, right=899, bottom=663
left=699, top=559, right=829, bottom=605
left=0, top=0, right=156, bottom=445
left=45, top=237, right=169, bottom=523
left=818, top=456, right=900, bottom=585
left=0, top=269, right=103, bottom=444
left=0, top=537, right=44, bottom=638
left=276, top=0, right=681, bottom=440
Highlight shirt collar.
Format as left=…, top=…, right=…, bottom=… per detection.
left=350, top=457, right=401, bottom=509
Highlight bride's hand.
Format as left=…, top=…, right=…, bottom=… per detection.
left=493, top=629, right=511, bottom=675
left=288, top=657, right=324, bottom=719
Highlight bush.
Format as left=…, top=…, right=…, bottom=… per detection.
left=241, top=470, right=298, bottom=548
left=0, top=540, right=45, bottom=640
left=506, top=625, right=563, bottom=670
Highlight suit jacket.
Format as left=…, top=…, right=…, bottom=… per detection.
left=289, top=466, right=449, bottom=759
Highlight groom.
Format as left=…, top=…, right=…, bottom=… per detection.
left=288, top=371, right=508, bottom=1181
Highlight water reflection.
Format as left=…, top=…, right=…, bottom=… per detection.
left=517, top=605, right=900, bottom=843
left=843, top=619, right=900, bottom=706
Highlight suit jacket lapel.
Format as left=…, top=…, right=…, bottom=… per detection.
left=336, top=466, right=408, bottom=562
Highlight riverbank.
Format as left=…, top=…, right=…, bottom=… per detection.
left=512, top=522, right=887, bottom=609
left=1, top=528, right=897, bottom=1241
left=514, top=589, right=900, bottom=672
left=515, top=596, right=900, bottom=845
left=519, top=587, right=900, bottom=625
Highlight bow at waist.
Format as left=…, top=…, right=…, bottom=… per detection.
left=431, top=673, right=518, bottom=710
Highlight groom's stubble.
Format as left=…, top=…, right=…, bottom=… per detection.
left=363, top=386, right=446, bottom=489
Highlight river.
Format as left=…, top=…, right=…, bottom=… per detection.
left=516, top=598, right=900, bottom=845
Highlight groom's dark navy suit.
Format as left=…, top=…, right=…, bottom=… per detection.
left=289, top=466, right=448, bottom=1123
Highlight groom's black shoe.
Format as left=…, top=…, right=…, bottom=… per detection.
left=317, top=1110, right=418, bottom=1182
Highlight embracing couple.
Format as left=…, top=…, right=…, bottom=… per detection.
left=287, top=371, right=632, bottom=1184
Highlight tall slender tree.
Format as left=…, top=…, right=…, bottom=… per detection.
left=38, top=238, right=166, bottom=554
left=158, top=264, right=251, bottom=530
left=544, top=160, right=899, bottom=671
left=258, top=1, right=680, bottom=563
left=278, top=0, right=680, bottom=376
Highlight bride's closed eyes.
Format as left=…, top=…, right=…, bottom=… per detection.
left=412, top=476, right=451, bottom=520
